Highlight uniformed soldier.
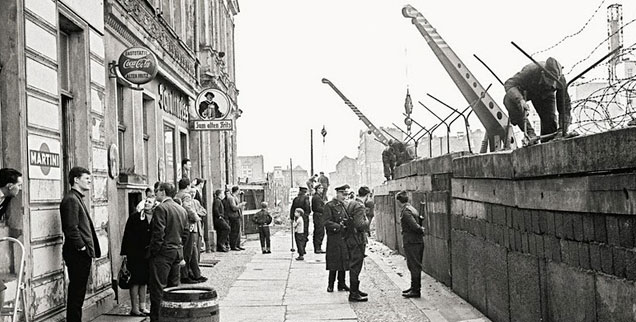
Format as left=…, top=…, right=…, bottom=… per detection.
left=323, top=184, right=351, bottom=293
left=312, top=184, right=326, bottom=253
left=344, top=186, right=371, bottom=302
left=396, top=190, right=426, bottom=298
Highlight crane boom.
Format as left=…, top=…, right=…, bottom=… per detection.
left=402, top=5, right=516, bottom=149
left=321, top=78, right=390, bottom=146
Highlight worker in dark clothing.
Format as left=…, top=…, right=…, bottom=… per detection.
left=312, top=184, right=326, bottom=253
left=212, top=189, right=230, bottom=252
left=503, top=57, right=572, bottom=142
left=317, top=172, right=330, bottom=201
left=396, top=190, right=426, bottom=298
left=392, top=140, right=413, bottom=166
left=344, top=186, right=371, bottom=302
left=323, top=185, right=350, bottom=293
left=290, top=187, right=311, bottom=240
left=382, top=141, right=396, bottom=181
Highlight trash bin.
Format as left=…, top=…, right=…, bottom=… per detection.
left=160, top=286, right=219, bottom=322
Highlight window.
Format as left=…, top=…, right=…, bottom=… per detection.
left=164, top=124, right=175, bottom=183
left=117, top=84, right=126, bottom=171
left=59, top=31, right=70, bottom=92
left=143, top=97, right=153, bottom=176
left=242, top=166, right=252, bottom=179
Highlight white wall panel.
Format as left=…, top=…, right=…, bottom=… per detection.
left=26, top=58, right=58, bottom=96
left=27, top=95, right=59, bottom=131
left=25, top=19, right=57, bottom=61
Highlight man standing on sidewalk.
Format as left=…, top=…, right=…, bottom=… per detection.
left=323, top=185, right=350, bottom=293
left=396, top=190, right=426, bottom=298
left=344, top=186, right=371, bottom=302
left=290, top=187, right=311, bottom=241
left=0, top=168, right=23, bottom=312
left=60, top=167, right=101, bottom=322
left=311, top=184, right=326, bottom=253
left=148, top=182, right=188, bottom=321
left=227, top=186, right=246, bottom=251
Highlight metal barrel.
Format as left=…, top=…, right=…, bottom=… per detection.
left=160, top=286, right=219, bottom=322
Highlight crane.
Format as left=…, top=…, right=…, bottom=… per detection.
left=321, top=78, right=391, bottom=146
left=402, top=5, right=516, bottom=151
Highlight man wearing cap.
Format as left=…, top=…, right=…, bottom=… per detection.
left=290, top=186, right=311, bottom=240
left=317, top=172, right=330, bottom=201
left=344, top=186, right=371, bottom=302
left=503, top=57, right=572, bottom=142
left=198, top=92, right=222, bottom=119
left=323, top=184, right=350, bottom=293
left=311, top=184, right=326, bottom=253
left=396, top=190, right=426, bottom=298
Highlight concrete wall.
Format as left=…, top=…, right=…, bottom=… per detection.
left=374, top=127, right=636, bottom=322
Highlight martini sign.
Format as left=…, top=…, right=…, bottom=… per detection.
left=117, top=47, right=158, bottom=85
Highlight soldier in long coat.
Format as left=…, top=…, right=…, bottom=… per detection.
left=323, top=184, right=351, bottom=292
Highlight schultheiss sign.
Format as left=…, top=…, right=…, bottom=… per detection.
left=117, top=47, right=158, bottom=85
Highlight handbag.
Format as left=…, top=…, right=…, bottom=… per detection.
left=118, top=258, right=131, bottom=289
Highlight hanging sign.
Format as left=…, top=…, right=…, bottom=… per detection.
left=190, top=88, right=234, bottom=131
left=117, top=47, right=158, bottom=85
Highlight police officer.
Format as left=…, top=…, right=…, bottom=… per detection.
left=344, top=186, right=371, bottom=302
left=312, top=184, right=326, bottom=253
left=323, top=184, right=350, bottom=293
left=396, top=190, right=425, bottom=298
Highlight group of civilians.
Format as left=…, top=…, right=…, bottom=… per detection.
left=120, top=177, right=209, bottom=320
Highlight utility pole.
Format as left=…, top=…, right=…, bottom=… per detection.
left=310, top=129, right=314, bottom=175
left=290, top=158, right=293, bottom=187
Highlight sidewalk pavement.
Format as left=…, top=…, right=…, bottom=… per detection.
left=92, top=228, right=489, bottom=322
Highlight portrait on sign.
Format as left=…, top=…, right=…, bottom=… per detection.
left=193, top=88, right=231, bottom=120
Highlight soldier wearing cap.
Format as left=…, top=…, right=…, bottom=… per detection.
left=311, top=184, right=326, bottom=253
left=323, top=184, right=350, bottom=293
left=344, top=186, right=371, bottom=302
left=290, top=186, right=311, bottom=240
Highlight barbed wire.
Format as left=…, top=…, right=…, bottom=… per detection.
left=531, top=0, right=607, bottom=56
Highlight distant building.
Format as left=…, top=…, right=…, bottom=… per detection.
left=417, top=129, right=485, bottom=158
left=237, top=155, right=265, bottom=183
left=329, top=156, right=359, bottom=198
left=357, top=127, right=403, bottom=188
left=282, top=165, right=309, bottom=189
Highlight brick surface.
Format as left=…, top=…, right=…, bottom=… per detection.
left=582, top=214, right=594, bottom=242
left=618, top=216, right=635, bottom=249
left=578, top=242, right=590, bottom=271
left=535, top=234, right=545, bottom=259
left=561, top=239, right=579, bottom=267
left=509, top=252, right=541, bottom=322
left=562, top=213, right=574, bottom=240
left=555, top=213, right=564, bottom=239
left=590, top=243, right=601, bottom=272
left=531, top=211, right=541, bottom=234
left=492, top=204, right=506, bottom=226
left=539, top=211, right=555, bottom=235
left=612, top=247, right=626, bottom=279
left=546, top=262, right=596, bottom=322
left=506, top=206, right=513, bottom=228
left=596, top=275, right=636, bottom=322
left=593, top=215, right=607, bottom=243
left=626, top=249, right=636, bottom=281
left=600, top=244, right=614, bottom=275
left=572, top=214, right=584, bottom=242
left=606, top=216, right=620, bottom=246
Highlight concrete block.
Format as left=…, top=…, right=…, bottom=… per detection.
left=606, top=216, right=620, bottom=246
left=546, top=263, right=596, bottom=322
left=626, top=249, right=636, bottom=281
left=484, top=243, right=509, bottom=322
left=431, top=173, right=451, bottom=191
left=612, top=247, right=626, bottom=279
left=451, top=178, right=515, bottom=207
left=512, top=127, right=636, bottom=178
left=595, top=275, right=636, bottom=322
left=593, top=215, right=607, bottom=244
left=421, top=151, right=469, bottom=175
left=582, top=214, right=594, bottom=242
left=578, top=242, right=590, bottom=271
left=452, top=151, right=513, bottom=179
left=590, top=243, right=601, bottom=272
left=467, top=236, right=487, bottom=313
left=451, top=230, right=469, bottom=299
left=618, top=216, right=635, bottom=249
left=508, top=252, right=541, bottom=322
left=600, top=244, right=614, bottom=275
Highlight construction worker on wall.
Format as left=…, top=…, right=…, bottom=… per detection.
left=503, top=57, right=572, bottom=143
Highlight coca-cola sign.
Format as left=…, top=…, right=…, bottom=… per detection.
left=117, top=47, right=158, bottom=85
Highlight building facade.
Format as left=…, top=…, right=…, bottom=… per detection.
left=0, top=0, right=240, bottom=321
left=329, top=156, right=359, bottom=196
left=357, top=127, right=402, bottom=188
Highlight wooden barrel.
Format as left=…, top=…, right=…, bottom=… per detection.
left=160, top=286, right=219, bottom=322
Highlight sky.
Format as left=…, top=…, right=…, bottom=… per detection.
left=234, top=0, right=635, bottom=173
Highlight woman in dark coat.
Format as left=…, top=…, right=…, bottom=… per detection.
left=323, top=185, right=351, bottom=292
left=121, top=196, right=154, bottom=316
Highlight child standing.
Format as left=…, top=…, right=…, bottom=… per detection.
left=293, top=208, right=307, bottom=260
left=252, top=202, right=273, bottom=254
